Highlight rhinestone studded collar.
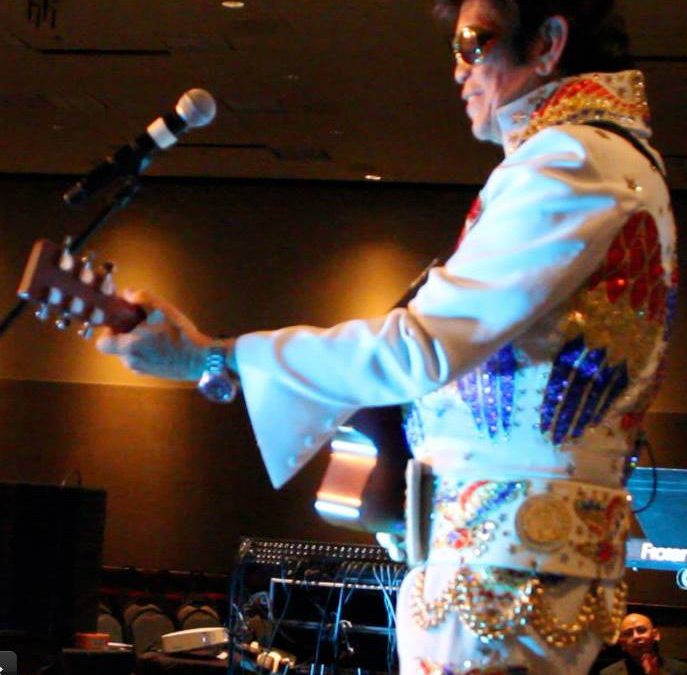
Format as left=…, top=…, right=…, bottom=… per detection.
left=495, top=70, right=652, bottom=156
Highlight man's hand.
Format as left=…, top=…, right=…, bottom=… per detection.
left=375, top=532, right=407, bottom=563
left=96, top=289, right=218, bottom=381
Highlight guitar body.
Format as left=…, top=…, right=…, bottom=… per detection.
left=315, top=405, right=411, bottom=534
left=314, top=254, right=451, bottom=535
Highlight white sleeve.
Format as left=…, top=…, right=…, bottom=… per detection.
left=235, top=125, right=644, bottom=487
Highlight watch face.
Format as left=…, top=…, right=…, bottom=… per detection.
left=198, top=371, right=237, bottom=404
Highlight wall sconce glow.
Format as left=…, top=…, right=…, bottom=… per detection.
left=222, top=1, right=245, bottom=8
left=314, top=500, right=360, bottom=521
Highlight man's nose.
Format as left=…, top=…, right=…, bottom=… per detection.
left=454, top=57, right=470, bottom=86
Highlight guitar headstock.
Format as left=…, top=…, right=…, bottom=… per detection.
left=17, top=238, right=146, bottom=337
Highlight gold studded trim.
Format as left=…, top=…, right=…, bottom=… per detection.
left=504, top=71, right=650, bottom=153
left=411, top=567, right=627, bottom=648
left=418, top=660, right=528, bottom=675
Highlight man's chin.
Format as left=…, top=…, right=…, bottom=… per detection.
left=627, top=646, right=652, bottom=660
left=470, top=119, right=500, bottom=145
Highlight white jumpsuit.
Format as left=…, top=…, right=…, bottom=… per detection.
left=234, top=71, right=677, bottom=675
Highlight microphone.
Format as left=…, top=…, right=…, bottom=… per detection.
left=63, top=88, right=217, bottom=206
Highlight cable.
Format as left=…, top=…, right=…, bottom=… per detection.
left=372, top=563, right=400, bottom=672
left=631, top=431, right=658, bottom=515
left=266, top=559, right=302, bottom=654
left=330, top=567, right=347, bottom=671
left=227, top=559, right=246, bottom=674
left=311, top=559, right=351, bottom=671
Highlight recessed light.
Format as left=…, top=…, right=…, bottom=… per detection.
left=222, top=1, right=245, bottom=8
left=365, top=174, right=382, bottom=181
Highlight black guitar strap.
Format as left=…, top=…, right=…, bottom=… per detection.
left=393, top=247, right=455, bottom=309
left=401, top=123, right=668, bottom=312
left=583, top=120, right=670, bottom=189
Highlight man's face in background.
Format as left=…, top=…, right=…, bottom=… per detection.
left=618, top=614, right=660, bottom=661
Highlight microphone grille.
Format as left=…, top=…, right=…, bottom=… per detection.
left=176, top=89, right=217, bottom=128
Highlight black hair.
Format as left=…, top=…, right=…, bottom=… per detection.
left=435, top=0, right=634, bottom=75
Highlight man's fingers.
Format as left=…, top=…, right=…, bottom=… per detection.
left=123, top=353, right=147, bottom=373
left=145, top=308, right=166, bottom=325
left=122, top=289, right=179, bottom=327
left=122, top=288, right=153, bottom=305
left=94, top=288, right=206, bottom=381
left=95, top=331, right=137, bottom=356
left=95, top=331, right=120, bottom=354
left=95, top=331, right=151, bottom=375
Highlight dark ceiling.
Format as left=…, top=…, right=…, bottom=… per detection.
left=1, top=0, right=686, bottom=188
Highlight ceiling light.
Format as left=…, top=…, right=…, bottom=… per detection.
left=365, top=174, right=382, bottom=181
left=222, top=1, right=245, bottom=8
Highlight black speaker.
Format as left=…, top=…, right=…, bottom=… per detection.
left=0, top=482, right=107, bottom=646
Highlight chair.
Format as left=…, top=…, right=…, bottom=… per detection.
left=176, top=603, right=221, bottom=631
left=97, top=602, right=124, bottom=644
left=123, top=603, right=175, bottom=655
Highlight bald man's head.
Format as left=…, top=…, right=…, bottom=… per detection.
left=618, top=614, right=660, bottom=660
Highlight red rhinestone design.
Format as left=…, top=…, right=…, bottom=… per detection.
left=589, top=211, right=668, bottom=322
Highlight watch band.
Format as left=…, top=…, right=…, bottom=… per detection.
left=197, top=342, right=239, bottom=404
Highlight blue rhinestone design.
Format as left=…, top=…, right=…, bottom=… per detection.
left=540, top=334, right=629, bottom=444
left=457, top=343, right=518, bottom=440
left=665, top=285, right=678, bottom=341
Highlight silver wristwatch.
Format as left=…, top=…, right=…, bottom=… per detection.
left=197, top=342, right=239, bottom=404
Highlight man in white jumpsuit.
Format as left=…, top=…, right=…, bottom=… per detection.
left=98, top=0, right=677, bottom=672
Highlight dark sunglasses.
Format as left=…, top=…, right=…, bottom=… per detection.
left=452, top=26, right=498, bottom=65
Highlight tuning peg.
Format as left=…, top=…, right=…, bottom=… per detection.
left=69, top=296, right=85, bottom=317
left=87, top=307, right=105, bottom=327
left=100, top=261, right=116, bottom=295
left=79, top=252, right=95, bottom=285
left=55, top=312, right=72, bottom=330
left=78, top=322, right=94, bottom=340
left=59, top=236, right=74, bottom=272
left=47, top=286, right=63, bottom=306
left=35, top=302, right=50, bottom=322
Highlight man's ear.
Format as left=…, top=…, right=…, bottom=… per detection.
left=534, top=15, right=569, bottom=77
left=653, top=627, right=661, bottom=643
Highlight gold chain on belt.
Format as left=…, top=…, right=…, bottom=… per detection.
left=410, top=567, right=627, bottom=648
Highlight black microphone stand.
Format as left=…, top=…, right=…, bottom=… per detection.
left=0, top=176, right=141, bottom=338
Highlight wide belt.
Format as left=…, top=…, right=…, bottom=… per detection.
left=404, top=460, right=629, bottom=580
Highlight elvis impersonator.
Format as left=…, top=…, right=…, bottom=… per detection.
left=97, top=0, right=677, bottom=672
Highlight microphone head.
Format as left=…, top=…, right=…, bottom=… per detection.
left=176, top=89, right=217, bottom=128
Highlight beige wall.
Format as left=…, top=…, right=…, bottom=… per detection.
left=0, top=176, right=685, bottom=597
left=0, top=176, right=472, bottom=571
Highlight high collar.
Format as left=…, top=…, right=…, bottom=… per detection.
left=494, top=70, right=652, bottom=156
